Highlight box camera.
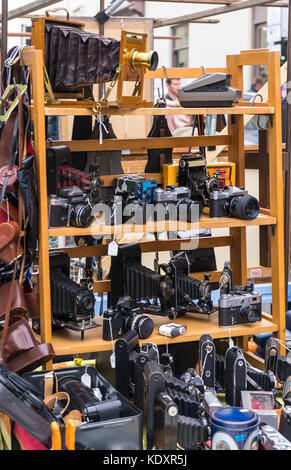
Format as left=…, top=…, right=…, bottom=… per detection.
left=178, top=152, right=219, bottom=207
left=32, top=251, right=98, bottom=339
left=153, top=185, right=202, bottom=222
left=48, top=185, right=93, bottom=228
left=114, top=175, right=158, bottom=203
left=102, top=297, right=154, bottom=341
left=210, top=185, right=260, bottom=220
left=218, top=261, right=262, bottom=327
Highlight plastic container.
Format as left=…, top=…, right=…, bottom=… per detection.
left=23, top=366, right=142, bottom=450
left=210, top=406, right=258, bottom=450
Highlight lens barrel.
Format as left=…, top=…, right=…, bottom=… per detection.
left=229, top=194, right=260, bottom=220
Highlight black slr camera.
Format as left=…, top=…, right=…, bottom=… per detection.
left=48, top=185, right=93, bottom=228
left=153, top=185, right=202, bottom=222
left=34, top=251, right=97, bottom=338
left=178, top=152, right=219, bottom=207
left=209, top=185, right=260, bottom=220
left=218, top=261, right=262, bottom=327
left=102, top=297, right=154, bottom=341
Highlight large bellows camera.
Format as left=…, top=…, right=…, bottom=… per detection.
left=210, top=185, right=260, bottom=220
left=102, top=297, right=154, bottom=341
left=178, top=152, right=219, bottom=207
left=218, top=261, right=262, bottom=327
left=48, top=185, right=93, bottom=228
left=109, top=243, right=214, bottom=319
left=42, top=251, right=97, bottom=338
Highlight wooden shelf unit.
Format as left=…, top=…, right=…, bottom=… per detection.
left=22, top=46, right=286, bottom=369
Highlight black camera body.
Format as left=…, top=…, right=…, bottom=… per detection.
left=48, top=251, right=97, bottom=338
left=48, top=185, right=93, bottom=228
left=209, top=185, right=260, bottom=220
left=218, top=261, right=262, bottom=327
left=178, top=152, right=219, bottom=207
left=102, top=297, right=154, bottom=341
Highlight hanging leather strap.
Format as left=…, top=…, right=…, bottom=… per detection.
left=0, top=112, right=18, bottom=167
left=0, top=91, right=26, bottom=363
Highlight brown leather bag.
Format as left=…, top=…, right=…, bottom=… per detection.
left=0, top=317, right=55, bottom=373
left=0, top=221, right=23, bottom=265
left=0, top=280, right=27, bottom=318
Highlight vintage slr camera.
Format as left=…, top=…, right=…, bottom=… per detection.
left=103, top=297, right=154, bottom=341
left=178, top=152, right=219, bottom=207
left=153, top=185, right=202, bottom=222
left=209, top=185, right=260, bottom=220
left=48, top=185, right=93, bottom=228
left=218, top=261, right=262, bottom=327
left=41, top=251, right=96, bottom=338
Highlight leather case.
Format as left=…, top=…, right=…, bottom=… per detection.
left=0, top=280, right=27, bottom=319
left=0, top=317, right=55, bottom=373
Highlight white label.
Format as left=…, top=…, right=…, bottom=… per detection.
left=110, top=352, right=116, bottom=369
left=250, top=268, right=262, bottom=278
left=81, top=373, right=91, bottom=388
left=121, top=149, right=131, bottom=155
left=108, top=241, right=118, bottom=256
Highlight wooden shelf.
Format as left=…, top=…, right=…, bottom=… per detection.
left=42, top=105, right=275, bottom=117
left=47, top=212, right=276, bottom=237
left=37, top=312, right=278, bottom=356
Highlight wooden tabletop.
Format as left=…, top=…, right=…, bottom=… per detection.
left=40, top=311, right=278, bottom=356
left=48, top=212, right=276, bottom=237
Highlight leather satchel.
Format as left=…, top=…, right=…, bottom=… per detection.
left=0, top=221, right=23, bottom=265
left=0, top=280, right=27, bottom=319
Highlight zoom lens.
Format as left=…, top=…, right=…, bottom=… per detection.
left=229, top=194, right=260, bottom=220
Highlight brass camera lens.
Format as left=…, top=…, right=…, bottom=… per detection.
left=126, top=49, right=159, bottom=71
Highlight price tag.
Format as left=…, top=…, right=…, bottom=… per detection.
left=108, top=241, right=118, bottom=256
left=110, top=352, right=116, bottom=369
left=81, top=372, right=91, bottom=388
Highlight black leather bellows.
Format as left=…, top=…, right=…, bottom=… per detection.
left=45, top=23, right=121, bottom=91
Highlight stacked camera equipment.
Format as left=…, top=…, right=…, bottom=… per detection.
left=108, top=242, right=214, bottom=320
left=177, top=151, right=260, bottom=220
left=218, top=261, right=262, bottom=326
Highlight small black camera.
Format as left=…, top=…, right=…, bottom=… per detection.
left=218, top=261, right=262, bottom=327
left=102, top=297, right=155, bottom=341
left=48, top=185, right=93, bottom=228
left=209, top=185, right=260, bottom=220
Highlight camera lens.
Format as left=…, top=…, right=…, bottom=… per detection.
left=239, top=305, right=259, bottom=323
left=125, top=314, right=154, bottom=339
left=176, top=198, right=202, bottom=222
left=229, top=194, right=260, bottom=220
left=71, top=204, right=93, bottom=228
left=76, top=291, right=95, bottom=315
